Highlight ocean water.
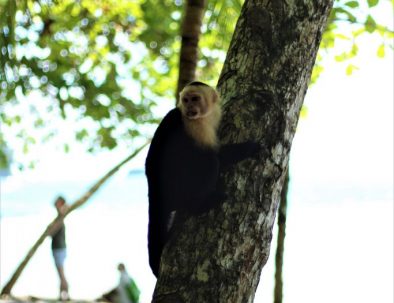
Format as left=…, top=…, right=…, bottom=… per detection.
left=1, top=172, right=393, bottom=303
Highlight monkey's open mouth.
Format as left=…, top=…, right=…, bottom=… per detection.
left=186, top=110, right=198, bottom=118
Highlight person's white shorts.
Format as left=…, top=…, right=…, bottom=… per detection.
left=52, top=248, right=67, bottom=267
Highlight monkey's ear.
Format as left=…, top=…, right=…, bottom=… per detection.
left=179, top=89, right=185, bottom=104
left=211, top=89, right=220, bottom=103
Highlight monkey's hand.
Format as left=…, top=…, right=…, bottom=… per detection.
left=187, top=190, right=227, bottom=215
left=240, top=141, right=261, bottom=159
left=209, top=190, right=227, bottom=204
left=219, top=141, right=263, bottom=169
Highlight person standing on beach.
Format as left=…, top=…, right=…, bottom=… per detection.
left=117, top=263, right=140, bottom=303
left=100, top=263, right=140, bottom=303
left=49, top=196, right=70, bottom=301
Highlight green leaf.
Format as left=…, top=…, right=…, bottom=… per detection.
left=345, top=64, right=359, bottom=75
left=345, top=1, right=359, bottom=8
left=377, top=44, right=385, bottom=58
left=336, top=34, right=350, bottom=40
left=76, top=129, right=89, bottom=141
left=367, top=0, right=379, bottom=7
left=335, top=52, right=347, bottom=62
left=34, top=118, right=44, bottom=128
left=351, top=43, right=359, bottom=56
left=23, top=143, right=29, bottom=154
left=299, top=106, right=308, bottom=119
left=28, top=161, right=36, bottom=169
left=332, top=7, right=357, bottom=22
left=365, top=15, right=377, bottom=33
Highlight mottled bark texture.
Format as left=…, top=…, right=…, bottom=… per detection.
left=175, top=0, right=207, bottom=103
left=153, top=1, right=333, bottom=302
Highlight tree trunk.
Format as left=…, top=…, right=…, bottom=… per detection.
left=274, top=171, right=289, bottom=303
left=175, top=0, right=207, bottom=103
left=153, top=0, right=333, bottom=302
left=1, top=142, right=149, bottom=296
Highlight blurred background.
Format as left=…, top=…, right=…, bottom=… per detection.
left=1, top=0, right=393, bottom=302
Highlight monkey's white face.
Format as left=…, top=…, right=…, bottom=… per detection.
left=178, top=83, right=222, bottom=147
left=181, top=92, right=207, bottom=119
left=179, top=86, right=216, bottom=120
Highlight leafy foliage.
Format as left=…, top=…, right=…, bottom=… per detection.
left=0, top=0, right=179, bottom=168
left=313, top=0, right=393, bottom=81
left=0, top=0, right=392, bottom=170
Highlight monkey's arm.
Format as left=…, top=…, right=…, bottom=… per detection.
left=219, top=141, right=261, bottom=169
left=177, top=142, right=262, bottom=214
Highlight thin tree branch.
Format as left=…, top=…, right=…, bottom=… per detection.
left=1, top=141, right=150, bottom=296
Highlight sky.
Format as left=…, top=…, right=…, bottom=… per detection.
left=292, top=43, right=393, bottom=190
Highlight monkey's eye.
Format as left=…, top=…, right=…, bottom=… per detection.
left=191, top=96, right=200, bottom=102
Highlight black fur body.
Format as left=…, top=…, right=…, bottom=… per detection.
left=145, top=107, right=259, bottom=277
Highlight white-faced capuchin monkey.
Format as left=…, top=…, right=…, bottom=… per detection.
left=145, top=81, right=260, bottom=277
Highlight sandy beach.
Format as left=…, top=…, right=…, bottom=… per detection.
left=1, top=207, right=156, bottom=302
left=1, top=174, right=393, bottom=303
left=0, top=295, right=107, bottom=303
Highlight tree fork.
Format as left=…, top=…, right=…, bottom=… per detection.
left=153, top=0, right=333, bottom=302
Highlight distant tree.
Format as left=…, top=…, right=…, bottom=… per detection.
left=272, top=1, right=393, bottom=301
left=0, top=0, right=391, bottom=171
left=0, top=0, right=392, bottom=300
left=0, top=0, right=177, bottom=169
left=0, top=0, right=226, bottom=169
left=175, top=0, right=207, bottom=101
left=274, top=171, right=289, bottom=303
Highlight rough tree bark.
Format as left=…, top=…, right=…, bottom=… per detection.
left=153, top=1, right=333, bottom=302
left=1, top=142, right=149, bottom=296
left=175, top=0, right=207, bottom=103
left=274, top=171, right=289, bottom=303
